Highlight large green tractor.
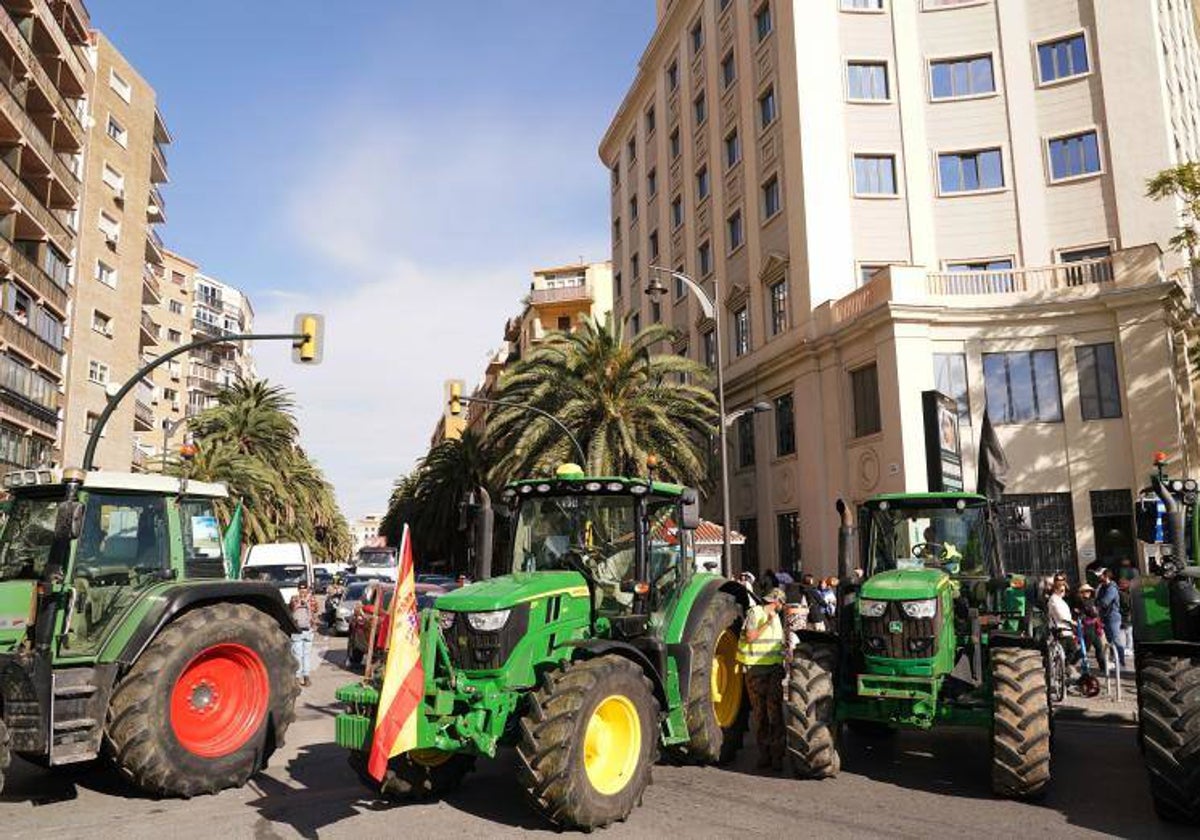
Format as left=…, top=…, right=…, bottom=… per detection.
left=1131, top=456, right=1200, bottom=823
left=787, top=493, right=1052, bottom=798
left=0, top=467, right=298, bottom=796
left=335, top=466, right=751, bottom=830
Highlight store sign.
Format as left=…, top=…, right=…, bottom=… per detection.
left=923, top=390, right=963, bottom=492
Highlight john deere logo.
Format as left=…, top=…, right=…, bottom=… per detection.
left=888, top=620, right=903, bottom=634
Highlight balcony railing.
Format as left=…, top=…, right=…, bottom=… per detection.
left=0, top=238, right=68, bottom=315
left=0, top=59, right=79, bottom=191
left=134, top=398, right=154, bottom=430
left=142, top=264, right=162, bottom=303
left=0, top=8, right=83, bottom=147
left=150, top=141, right=169, bottom=183
left=530, top=283, right=592, bottom=305
left=186, top=375, right=219, bottom=394
left=140, top=311, right=160, bottom=344
left=925, top=257, right=1114, bottom=296
left=33, top=0, right=88, bottom=97
left=0, top=310, right=61, bottom=369
left=147, top=185, right=166, bottom=223
left=0, top=155, right=71, bottom=252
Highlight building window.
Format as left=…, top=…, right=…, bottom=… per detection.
left=933, top=352, right=970, bottom=423
left=611, top=165, right=620, bottom=189
left=847, top=61, right=889, bottom=101
left=1038, top=33, right=1089, bottom=84
left=762, top=175, right=781, bottom=218
left=95, top=261, right=116, bottom=288
left=631, top=252, right=640, bottom=280
left=106, top=115, right=127, bottom=147
left=698, top=240, right=713, bottom=276
left=755, top=3, right=773, bottom=41
left=1076, top=343, right=1121, bottom=420
left=91, top=310, right=111, bottom=335
left=696, top=165, right=710, bottom=201
left=948, top=258, right=1014, bottom=272
left=629, top=194, right=638, bottom=221
left=774, top=393, right=795, bottom=456
left=627, top=135, right=636, bottom=163
left=614, top=271, right=623, bottom=297
left=738, top=516, right=759, bottom=574
left=612, top=217, right=622, bottom=242
left=647, top=167, right=658, bottom=197
left=842, top=0, right=884, bottom=8
left=725, top=127, right=741, bottom=168
left=691, top=19, right=704, bottom=55
left=733, top=306, right=750, bottom=357
left=777, top=511, right=799, bottom=568
left=930, top=55, right=995, bottom=100
left=674, top=270, right=685, bottom=300
left=88, top=360, right=110, bottom=385
left=851, top=364, right=882, bottom=437
left=670, top=128, right=681, bottom=160
left=983, top=350, right=1063, bottom=424
left=694, top=91, right=707, bottom=126
left=671, top=195, right=684, bottom=229
left=109, top=69, right=132, bottom=101
left=758, top=86, right=777, bottom=129
left=84, top=412, right=100, bottom=435
left=769, top=278, right=788, bottom=335
left=557, top=316, right=571, bottom=331
left=938, top=148, right=1004, bottom=194
left=98, top=211, right=120, bottom=243
left=1048, top=130, right=1101, bottom=182
left=1090, top=489, right=1135, bottom=568
left=631, top=312, right=641, bottom=335
left=859, top=264, right=889, bottom=285
left=853, top=154, right=898, bottom=196
left=667, top=60, right=679, bottom=92
left=101, top=163, right=124, bottom=193
left=169, top=299, right=184, bottom=315
left=651, top=299, right=661, bottom=323
left=645, top=106, right=656, bottom=135
left=727, top=210, right=744, bottom=252
left=737, top=412, right=756, bottom=467
left=168, top=328, right=182, bottom=342
left=703, top=330, right=716, bottom=369
left=721, top=50, right=736, bottom=89
left=649, top=230, right=660, bottom=260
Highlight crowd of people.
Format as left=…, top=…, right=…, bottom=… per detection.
left=1046, top=560, right=1136, bottom=686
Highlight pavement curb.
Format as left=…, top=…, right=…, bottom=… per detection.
left=1053, top=705, right=1137, bottom=725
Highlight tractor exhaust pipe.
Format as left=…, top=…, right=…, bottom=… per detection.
left=1152, top=475, right=1187, bottom=578
left=836, top=499, right=856, bottom=583
left=474, top=487, right=493, bottom=581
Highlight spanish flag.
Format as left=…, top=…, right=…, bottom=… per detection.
left=367, top=524, right=425, bottom=780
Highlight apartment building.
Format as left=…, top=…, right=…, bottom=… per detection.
left=602, top=0, right=1200, bottom=581
left=0, top=0, right=89, bottom=471
left=146, top=249, right=255, bottom=458
left=60, top=31, right=169, bottom=471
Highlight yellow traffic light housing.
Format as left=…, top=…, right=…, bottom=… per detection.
left=292, top=313, right=324, bottom=364
left=448, top=380, right=463, bottom=416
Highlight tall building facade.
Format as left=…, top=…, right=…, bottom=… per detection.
left=603, top=1, right=1200, bottom=580
left=61, top=31, right=169, bottom=471
left=0, top=0, right=90, bottom=471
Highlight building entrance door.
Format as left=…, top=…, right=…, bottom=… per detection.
left=998, top=493, right=1078, bottom=584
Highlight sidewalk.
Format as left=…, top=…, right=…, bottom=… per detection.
left=1053, top=658, right=1138, bottom=724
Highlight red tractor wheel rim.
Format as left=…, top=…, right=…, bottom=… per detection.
left=170, top=643, right=269, bottom=758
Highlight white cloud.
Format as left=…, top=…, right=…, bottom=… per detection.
left=254, top=108, right=608, bottom=523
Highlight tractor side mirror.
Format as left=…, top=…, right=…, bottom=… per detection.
left=680, top=488, right=700, bottom=530
left=55, top=501, right=83, bottom=541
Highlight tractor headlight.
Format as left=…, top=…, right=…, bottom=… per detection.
left=859, top=599, right=888, bottom=618
left=437, top=611, right=457, bottom=631
left=466, top=609, right=512, bottom=632
left=901, top=598, right=937, bottom=619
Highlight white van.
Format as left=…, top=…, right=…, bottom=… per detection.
left=242, top=542, right=314, bottom=604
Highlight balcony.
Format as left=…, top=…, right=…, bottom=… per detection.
left=0, top=237, right=67, bottom=315
left=0, top=59, right=79, bottom=193
left=139, top=310, right=160, bottom=346
left=0, top=309, right=60, bottom=370
left=147, top=185, right=166, bottom=224
left=150, top=141, right=168, bottom=184
left=191, top=317, right=230, bottom=340
left=530, top=282, right=592, bottom=306
left=145, top=225, right=164, bottom=266
left=0, top=7, right=83, bottom=149
left=142, top=263, right=161, bottom=305
left=186, top=375, right=219, bottom=394
left=134, top=399, right=154, bottom=431
left=0, top=152, right=71, bottom=253
left=32, top=0, right=88, bottom=94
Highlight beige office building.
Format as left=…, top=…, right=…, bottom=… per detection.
left=0, top=0, right=89, bottom=471
left=60, top=30, right=169, bottom=471
left=602, top=0, right=1200, bottom=580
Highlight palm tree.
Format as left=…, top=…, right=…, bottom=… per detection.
left=483, top=315, right=717, bottom=488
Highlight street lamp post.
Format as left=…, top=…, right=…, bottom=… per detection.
left=646, top=265, right=740, bottom=577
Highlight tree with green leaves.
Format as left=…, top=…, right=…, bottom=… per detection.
left=1147, top=162, right=1200, bottom=263
left=483, top=315, right=717, bottom=488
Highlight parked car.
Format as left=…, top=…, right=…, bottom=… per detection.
left=346, top=582, right=446, bottom=667
left=313, top=567, right=333, bottom=594
left=327, top=579, right=374, bottom=635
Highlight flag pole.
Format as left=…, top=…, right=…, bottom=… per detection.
left=363, top=583, right=384, bottom=682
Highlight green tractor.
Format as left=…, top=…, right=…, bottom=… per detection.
left=787, top=493, right=1051, bottom=798
left=0, top=467, right=299, bottom=796
left=1131, top=456, right=1200, bottom=823
left=335, top=466, right=751, bottom=830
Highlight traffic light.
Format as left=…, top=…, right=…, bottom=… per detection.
left=292, top=313, right=324, bottom=364
left=448, top=380, right=463, bottom=416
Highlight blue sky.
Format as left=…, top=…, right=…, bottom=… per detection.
left=91, top=1, right=655, bottom=521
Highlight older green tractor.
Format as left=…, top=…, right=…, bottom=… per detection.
left=787, top=494, right=1051, bottom=798
left=1131, top=456, right=1200, bottom=823
left=335, top=466, right=751, bottom=830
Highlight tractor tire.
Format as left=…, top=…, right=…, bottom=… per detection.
left=0, top=718, right=10, bottom=794
left=347, top=640, right=364, bottom=667
left=673, top=591, right=748, bottom=764
left=517, top=654, right=659, bottom=830
left=349, top=747, right=475, bottom=801
left=1139, top=652, right=1200, bottom=824
left=990, top=647, right=1052, bottom=799
left=786, top=642, right=841, bottom=779
left=104, top=602, right=298, bottom=797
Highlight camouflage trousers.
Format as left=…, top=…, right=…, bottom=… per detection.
left=744, top=664, right=785, bottom=765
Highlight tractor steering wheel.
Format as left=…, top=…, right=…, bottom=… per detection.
left=912, top=542, right=947, bottom=561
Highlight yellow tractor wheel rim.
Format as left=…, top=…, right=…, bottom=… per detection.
left=408, top=748, right=451, bottom=767
left=583, top=694, right=642, bottom=796
left=712, top=628, right=743, bottom=728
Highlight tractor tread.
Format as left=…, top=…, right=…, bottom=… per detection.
left=1139, top=652, right=1200, bottom=824
left=0, top=718, right=10, bottom=795
left=990, top=647, right=1052, bottom=800
left=785, top=642, right=841, bottom=779
left=671, top=591, right=747, bottom=765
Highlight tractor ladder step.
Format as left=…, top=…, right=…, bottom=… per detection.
left=52, top=717, right=98, bottom=733
left=53, top=682, right=97, bottom=699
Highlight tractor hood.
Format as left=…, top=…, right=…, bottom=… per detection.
left=0, top=580, right=36, bottom=652
left=435, top=571, right=589, bottom=613
left=861, top=567, right=949, bottom=601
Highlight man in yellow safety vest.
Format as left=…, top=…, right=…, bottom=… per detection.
left=738, top=587, right=786, bottom=770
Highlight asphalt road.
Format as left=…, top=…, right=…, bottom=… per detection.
left=1, top=631, right=1191, bottom=840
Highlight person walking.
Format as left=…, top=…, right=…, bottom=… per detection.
left=1118, top=578, right=1134, bottom=662
left=289, top=580, right=320, bottom=687
left=1096, top=567, right=1124, bottom=669
left=800, top=574, right=827, bottom=632
left=737, top=587, right=786, bottom=771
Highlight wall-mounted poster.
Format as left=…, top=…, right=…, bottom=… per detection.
left=923, top=390, right=963, bottom=492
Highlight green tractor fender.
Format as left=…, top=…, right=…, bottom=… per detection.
left=664, top=578, right=753, bottom=705
left=105, top=580, right=299, bottom=669
left=560, top=638, right=670, bottom=710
